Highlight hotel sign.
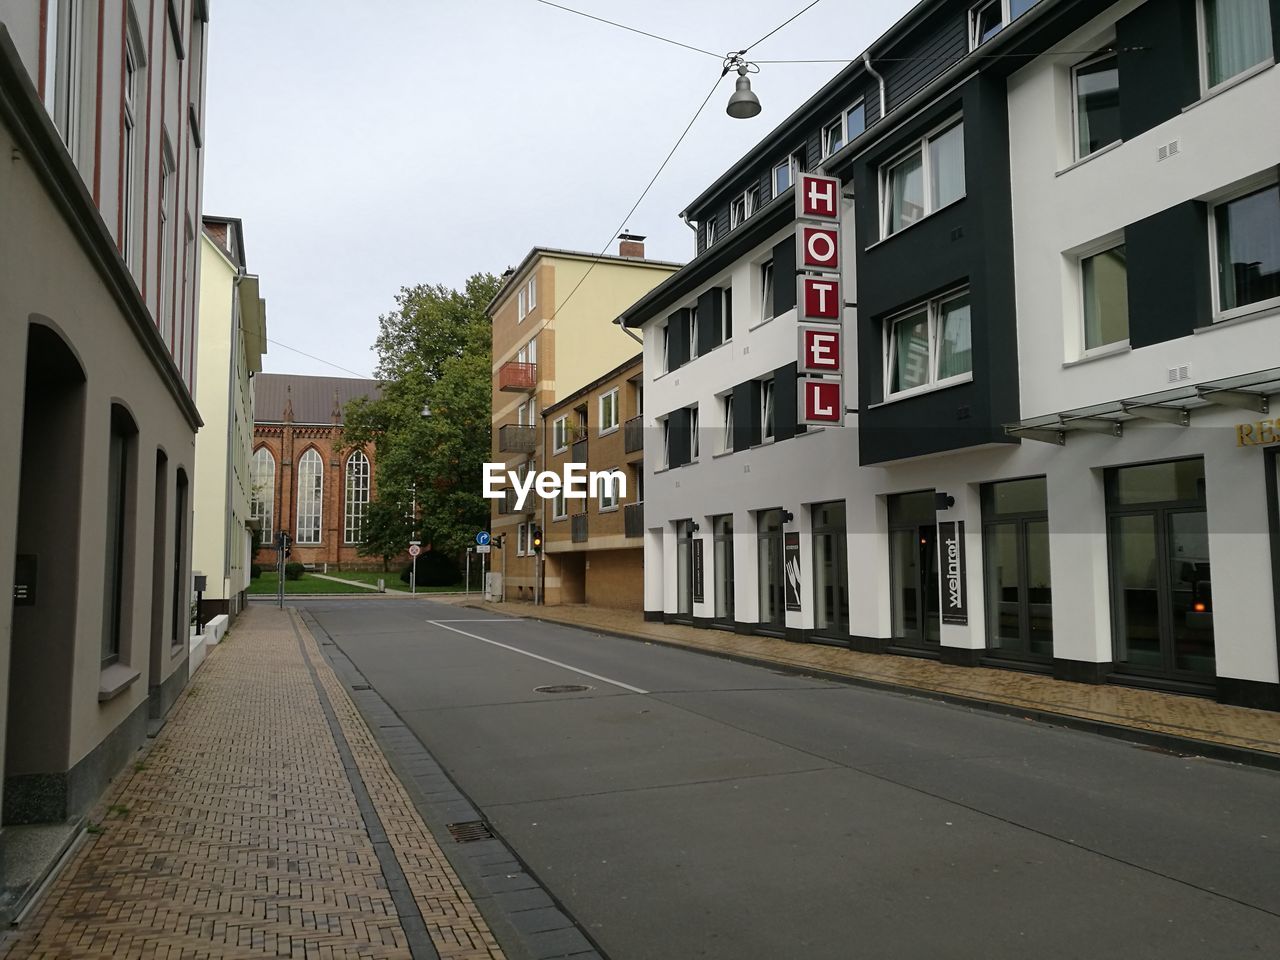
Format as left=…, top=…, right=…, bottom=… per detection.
left=794, top=173, right=846, bottom=428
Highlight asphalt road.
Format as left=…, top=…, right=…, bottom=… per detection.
left=304, top=599, right=1280, bottom=960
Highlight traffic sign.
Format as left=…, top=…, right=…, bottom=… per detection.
left=476, top=531, right=491, bottom=546
left=476, top=544, right=491, bottom=554
left=408, top=544, right=421, bottom=557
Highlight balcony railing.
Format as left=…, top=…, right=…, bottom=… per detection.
left=571, top=437, right=588, bottom=462
left=498, top=361, right=536, bottom=392
left=624, top=502, right=644, bottom=538
left=571, top=513, right=588, bottom=543
left=497, top=488, right=535, bottom=515
left=624, top=415, right=644, bottom=454
left=498, top=423, right=537, bottom=453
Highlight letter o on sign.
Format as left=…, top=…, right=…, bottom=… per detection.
left=800, top=226, right=840, bottom=270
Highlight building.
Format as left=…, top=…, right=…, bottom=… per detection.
left=192, top=216, right=265, bottom=623
left=539, top=353, right=646, bottom=607
left=489, top=239, right=679, bottom=604
left=621, top=0, right=1280, bottom=711
left=250, top=373, right=387, bottom=571
left=0, top=0, right=210, bottom=856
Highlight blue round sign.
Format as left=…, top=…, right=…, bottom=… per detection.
left=476, top=532, right=491, bottom=546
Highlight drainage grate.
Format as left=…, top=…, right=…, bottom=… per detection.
left=447, top=821, right=494, bottom=843
left=350, top=683, right=371, bottom=691
left=534, top=683, right=591, bottom=694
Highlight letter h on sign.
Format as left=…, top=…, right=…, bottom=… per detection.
left=795, top=173, right=840, bottom=221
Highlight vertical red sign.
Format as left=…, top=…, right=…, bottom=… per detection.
left=800, top=378, right=843, bottom=425
left=799, top=225, right=840, bottom=271
left=799, top=276, right=841, bottom=322
left=798, top=326, right=842, bottom=374
left=796, top=173, right=841, bottom=221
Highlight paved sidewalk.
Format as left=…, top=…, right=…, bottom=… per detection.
left=451, top=599, right=1280, bottom=763
left=1, top=606, right=505, bottom=960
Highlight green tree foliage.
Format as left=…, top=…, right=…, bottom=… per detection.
left=344, top=273, right=501, bottom=560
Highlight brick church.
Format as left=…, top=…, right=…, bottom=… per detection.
left=251, top=373, right=401, bottom=570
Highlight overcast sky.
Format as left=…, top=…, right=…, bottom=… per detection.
left=203, top=0, right=912, bottom=379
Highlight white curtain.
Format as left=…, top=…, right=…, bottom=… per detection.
left=889, top=152, right=924, bottom=234
left=930, top=123, right=966, bottom=209
left=1206, top=0, right=1272, bottom=87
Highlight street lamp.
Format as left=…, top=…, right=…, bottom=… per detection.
left=725, top=57, right=762, bottom=119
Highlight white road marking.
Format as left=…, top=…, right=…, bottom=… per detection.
left=426, top=620, right=650, bottom=695
left=428, top=618, right=526, bottom=623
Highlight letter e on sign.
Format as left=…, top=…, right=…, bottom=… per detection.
left=798, top=325, right=842, bottom=374
left=796, top=173, right=840, bottom=220
left=800, top=276, right=841, bottom=322
left=799, top=225, right=840, bottom=271
left=799, top=377, right=843, bottom=426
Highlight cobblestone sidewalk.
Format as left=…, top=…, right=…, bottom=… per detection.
left=1, top=606, right=505, bottom=960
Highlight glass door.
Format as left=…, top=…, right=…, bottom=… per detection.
left=712, top=515, right=735, bottom=626
left=1107, top=459, right=1214, bottom=681
left=675, top=520, right=694, bottom=619
left=812, top=501, right=849, bottom=638
left=757, top=509, right=785, bottom=629
left=981, top=477, right=1053, bottom=661
left=888, top=491, right=940, bottom=647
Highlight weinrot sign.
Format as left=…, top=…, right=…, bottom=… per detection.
left=799, top=377, right=843, bottom=425
left=798, top=325, right=842, bottom=374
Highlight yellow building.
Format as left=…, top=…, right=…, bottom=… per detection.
left=489, top=237, right=679, bottom=605
left=193, top=218, right=266, bottom=623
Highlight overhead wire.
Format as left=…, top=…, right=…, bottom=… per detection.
left=739, top=0, right=825, bottom=55
left=532, top=0, right=722, bottom=59
left=262, top=337, right=375, bottom=380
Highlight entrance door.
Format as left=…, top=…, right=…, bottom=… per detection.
left=712, top=515, right=734, bottom=626
left=888, top=491, right=940, bottom=647
left=1108, top=459, right=1214, bottom=681
left=757, top=509, right=785, bottom=630
left=812, top=501, right=848, bottom=638
left=675, top=520, right=694, bottom=620
left=982, top=477, right=1053, bottom=660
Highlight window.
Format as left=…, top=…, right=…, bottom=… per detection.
left=553, top=486, right=568, bottom=520
left=1081, top=243, right=1130, bottom=351
left=661, top=416, right=671, bottom=469
left=159, top=141, right=176, bottom=342
left=745, top=186, right=758, bottom=218
left=689, top=406, right=700, bottom=461
left=250, top=447, right=275, bottom=545
left=660, top=323, right=671, bottom=373
left=527, top=275, right=537, bottom=309
left=721, top=394, right=735, bottom=453
left=599, top=388, right=619, bottom=433
left=517, top=522, right=528, bottom=555
left=772, top=149, right=807, bottom=197
left=517, top=336, right=536, bottom=367
left=823, top=101, right=866, bottom=157
left=705, top=219, right=717, bottom=247
left=761, top=379, right=776, bottom=441
left=722, top=287, right=734, bottom=342
left=296, top=448, right=323, bottom=544
left=553, top=415, right=569, bottom=453
left=518, top=287, right=527, bottom=320
left=730, top=195, right=745, bottom=228
left=517, top=400, right=529, bottom=426
left=1212, top=179, right=1280, bottom=319
left=344, top=450, right=371, bottom=544
left=103, top=407, right=135, bottom=666
left=1073, top=53, right=1120, bottom=160
left=1199, top=0, right=1273, bottom=91
left=760, top=260, right=775, bottom=321
left=969, top=0, right=1039, bottom=48
left=45, top=0, right=84, bottom=155
left=689, top=308, right=700, bottom=359
left=121, top=35, right=140, bottom=268
left=599, top=470, right=620, bottom=511
left=884, top=289, right=972, bottom=398
left=171, top=468, right=188, bottom=645
left=881, top=121, right=964, bottom=237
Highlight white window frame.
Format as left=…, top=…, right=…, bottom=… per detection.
left=822, top=102, right=865, bottom=159
left=720, top=394, right=735, bottom=454
left=761, top=378, right=776, bottom=442
left=969, top=0, right=1006, bottom=49
left=553, top=487, right=568, bottom=521
left=121, top=31, right=141, bottom=269
left=730, top=195, right=745, bottom=228
left=1195, top=0, right=1276, bottom=94
left=552, top=415, right=569, bottom=454
left=46, top=0, right=85, bottom=157
left=760, top=260, right=775, bottom=323
left=517, top=522, right=528, bottom=556
left=343, top=450, right=371, bottom=544
left=598, top=388, right=620, bottom=435
left=527, top=275, right=537, bottom=309
left=159, top=137, right=176, bottom=343
left=773, top=149, right=806, bottom=197
left=660, top=416, right=671, bottom=469
left=705, top=218, right=717, bottom=247
left=598, top=469, right=620, bottom=511
left=1071, top=51, right=1121, bottom=162
left=295, top=449, right=324, bottom=544
left=882, top=286, right=974, bottom=401
left=1076, top=234, right=1130, bottom=357
left=745, top=186, right=758, bottom=218
left=689, top=307, right=700, bottom=359
left=689, top=405, right=700, bottom=462
left=1208, top=173, right=1280, bottom=323
left=879, top=118, right=965, bottom=240
left=250, top=446, right=275, bottom=545
left=721, top=286, right=733, bottom=343
left=518, top=287, right=527, bottom=321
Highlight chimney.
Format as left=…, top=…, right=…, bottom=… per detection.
left=618, top=232, right=646, bottom=258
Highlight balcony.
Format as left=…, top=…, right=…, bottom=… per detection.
left=498, top=423, right=537, bottom=453
left=499, top=361, right=536, bottom=392
left=624, top=415, right=644, bottom=454
left=497, top=489, right=535, bottom=516
left=624, top=502, right=644, bottom=538
left=571, top=513, right=588, bottom=543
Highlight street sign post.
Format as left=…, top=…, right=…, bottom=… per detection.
left=409, top=540, right=421, bottom=594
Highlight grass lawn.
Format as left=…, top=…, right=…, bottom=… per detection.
left=247, top=571, right=466, bottom=595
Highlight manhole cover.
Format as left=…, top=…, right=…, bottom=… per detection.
left=447, top=821, right=494, bottom=843
left=534, top=684, right=591, bottom=694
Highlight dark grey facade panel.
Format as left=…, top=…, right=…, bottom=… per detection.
left=1115, top=0, right=1200, bottom=141
left=668, top=407, right=692, bottom=468
left=773, top=363, right=800, bottom=442
left=1125, top=201, right=1212, bottom=348
left=668, top=309, right=690, bottom=370
left=881, top=13, right=968, bottom=114
left=697, top=288, right=722, bottom=354
left=733, top=380, right=759, bottom=452
left=772, top=236, right=797, bottom=318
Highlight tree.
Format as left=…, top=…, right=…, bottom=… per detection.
left=344, top=273, right=501, bottom=562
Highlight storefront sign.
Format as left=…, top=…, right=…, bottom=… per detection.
left=784, top=532, right=802, bottom=611
left=938, top=521, right=967, bottom=624
left=797, top=275, right=841, bottom=323
left=799, top=377, right=843, bottom=425
left=798, top=325, right=842, bottom=374
left=795, top=173, right=841, bottom=221
left=797, top=224, right=840, bottom=271
left=692, top=539, right=704, bottom=604
left=1236, top=418, right=1280, bottom=447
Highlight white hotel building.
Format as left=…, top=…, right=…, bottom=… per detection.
left=620, top=0, right=1280, bottom=710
